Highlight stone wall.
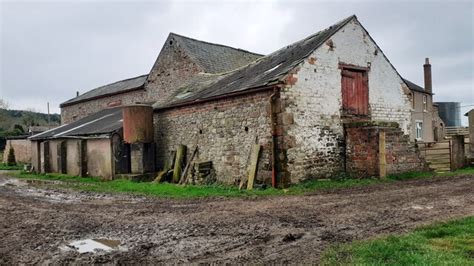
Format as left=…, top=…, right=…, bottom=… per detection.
left=279, top=19, right=413, bottom=183
left=145, top=34, right=204, bottom=107
left=345, top=124, right=426, bottom=177
left=61, top=35, right=203, bottom=124
left=3, top=139, right=31, bottom=164
left=61, top=89, right=146, bottom=124
left=154, top=90, right=274, bottom=185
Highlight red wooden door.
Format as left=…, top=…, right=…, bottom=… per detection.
left=341, top=69, right=368, bottom=115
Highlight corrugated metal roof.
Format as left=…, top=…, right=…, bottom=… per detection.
left=154, top=15, right=356, bottom=109
left=403, top=78, right=432, bottom=95
left=30, top=107, right=122, bottom=140
left=170, top=33, right=263, bottom=74
left=60, top=75, right=147, bottom=107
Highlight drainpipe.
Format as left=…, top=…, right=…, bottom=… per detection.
left=269, top=87, right=279, bottom=188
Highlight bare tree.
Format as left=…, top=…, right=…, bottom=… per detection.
left=0, top=99, right=10, bottom=110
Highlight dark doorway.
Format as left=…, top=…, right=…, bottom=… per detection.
left=112, top=134, right=131, bottom=174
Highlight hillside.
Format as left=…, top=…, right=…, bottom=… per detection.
left=0, top=108, right=61, bottom=150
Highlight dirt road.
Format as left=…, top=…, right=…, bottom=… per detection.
left=1, top=173, right=473, bottom=264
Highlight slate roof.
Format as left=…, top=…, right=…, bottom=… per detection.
left=30, top=107, right=122, bottom=140
left=170, top=33, right=263, bottom=74
left=403, top=78, right=432, bottom=95
left=60, top=74, right=147, bottom=107
left=154, top=15, right=356, bottom=109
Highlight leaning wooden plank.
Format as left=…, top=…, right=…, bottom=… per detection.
left=154, top=170, right=167, bottom=183
left=172, top=144, right=187, bottom=183
left=180, top=146, right=198, bottom=185
left=239, top=144, right=254, bottom=190
left=164, top=150, right=176, bottom=170
left=247, top=144, right=261, bottom=190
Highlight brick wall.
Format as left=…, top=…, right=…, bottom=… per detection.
left=3, top=139, right=31, bottom=164
left=154, top=90, right=274, bottom=185
left=345, top=124, right=426, bottom=177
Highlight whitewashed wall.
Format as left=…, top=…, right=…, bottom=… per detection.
left=281, top=18, right=412, bottom=182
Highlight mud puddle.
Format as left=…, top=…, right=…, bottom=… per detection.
left=61, top=239, right=125, bottom=254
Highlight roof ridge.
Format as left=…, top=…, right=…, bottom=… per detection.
left=92, top=74, right=148, bottom=89
left=75, top=74, right=146, bottom=97
left=61, top=74, right=147, bottom=106
left=169, top=32, right=264, bottom=57
left=269, top=15, right=356, bottom=58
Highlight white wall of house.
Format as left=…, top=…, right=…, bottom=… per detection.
left=281, top=18, right=413, bottom=182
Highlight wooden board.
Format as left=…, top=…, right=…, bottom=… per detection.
left=378, top=131, right=386, bottom=178
left=154, top=170, right=167, bottom=183
left=247, top=144, right=261, bottom=190
left=179, top=146, right=198, bottom=185
left=172, top=145, right=186, bottom=183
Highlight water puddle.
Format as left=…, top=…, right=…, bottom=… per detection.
left=411, top=204, right=434, bottom=210
left=0, top=178, right=23, bottom=187
left=61, top=239, right=125, bottom=254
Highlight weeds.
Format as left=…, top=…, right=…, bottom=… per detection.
left=9, top=167, right=474, bottom=199
left=321, top=216, right=474, bottom=265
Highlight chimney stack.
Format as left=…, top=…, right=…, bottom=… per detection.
left=423, top=58, right=432, bottom=93
left=76, top=91, right=80, bottom=97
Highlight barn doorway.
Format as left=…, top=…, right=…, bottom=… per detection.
left=341, top=66, right=369, bottom=117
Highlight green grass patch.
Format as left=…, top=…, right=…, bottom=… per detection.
left=9, top=167, right=474, bottom=199
left=321, top=216, right=474, bottom=265
left=0, top=163, right=23, bottom=170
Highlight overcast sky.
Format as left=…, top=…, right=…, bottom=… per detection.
left=1, top=0, right=472, bottom=124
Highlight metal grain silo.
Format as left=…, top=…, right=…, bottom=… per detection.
left=436, top=102, right=461, bottom=127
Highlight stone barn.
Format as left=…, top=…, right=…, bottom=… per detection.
left=52, top=15, right=427, bottom=185
left=152, top=15, right=425, bottom=186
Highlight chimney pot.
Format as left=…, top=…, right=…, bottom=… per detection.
left=423, top=58, right=432, bottom=93
left=76, top=91, right=79, bottom=97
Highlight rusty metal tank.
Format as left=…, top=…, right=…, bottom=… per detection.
left=122, top=104, right=153, bottom=143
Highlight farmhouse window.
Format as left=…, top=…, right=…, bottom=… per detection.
left=423, top=95, right=428, bottom=111
left=416, top=121, right=423, bottom=140
left=341, top=68, right=369, bottom=116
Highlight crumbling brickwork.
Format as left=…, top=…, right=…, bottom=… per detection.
left=154, top=90, right=274, bottom=185
left=345, top=124, right=426, bottom=177
left=279, top=19, right=413, bottom=183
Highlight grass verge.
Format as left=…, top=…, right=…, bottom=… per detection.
left=0, top=163, right=23, bottom=170
left=9, top=167, right=474, bottom=199
left=321, top=216, right=474, bottom=265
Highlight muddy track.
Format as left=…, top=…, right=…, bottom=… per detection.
left=1, top=173, right=473, bottom=264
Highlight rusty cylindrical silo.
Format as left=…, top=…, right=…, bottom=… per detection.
left=122, top=104, right=154, bottom=144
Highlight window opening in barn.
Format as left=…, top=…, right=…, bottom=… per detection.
left=416, top=121, right=423, bottom=140
left=341, top=67, right=369, bottom=116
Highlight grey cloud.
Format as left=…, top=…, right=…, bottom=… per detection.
left=1, top=0, right=472, bottom=124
